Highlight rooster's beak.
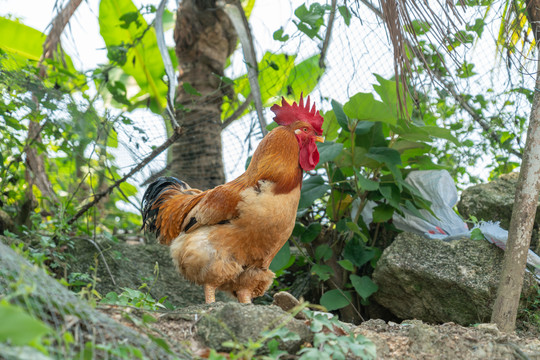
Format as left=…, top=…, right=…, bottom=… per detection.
left=315, top=136, right=325, bottom=143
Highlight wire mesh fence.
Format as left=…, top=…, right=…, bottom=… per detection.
left=108, top=0, right=535, bottom=194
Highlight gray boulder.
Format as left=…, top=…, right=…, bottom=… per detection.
left=373, top=232, right=537, bottom=325
left=457, top=172, right=540, bottom=252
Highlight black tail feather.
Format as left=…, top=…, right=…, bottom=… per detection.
left=141, top=176, right=189, bottom=234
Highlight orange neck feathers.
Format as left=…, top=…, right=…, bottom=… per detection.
left=239, top=126, right=303, bottom=194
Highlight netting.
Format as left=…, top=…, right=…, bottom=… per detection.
left=107, top=0, right=535, bottom=194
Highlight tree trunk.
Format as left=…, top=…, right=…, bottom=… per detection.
left=171, top=0, right=237, bottom=190
left=491, top=0, right=540, bottom=333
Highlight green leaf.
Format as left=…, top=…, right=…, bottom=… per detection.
left=119, top=181, right=138, bottom=197
left=338, top=259, right=355, bottom=272
left=354, top=121, right=375, bottom=135
left=259, top=52, right=295, bottom=104
left=417, top=126, right=459, bottom=145
left=365, top=147, right=402, bottom=166
left=357, top=173, right=379, bottom=191
left=343, top=92, right=396, bottom=125
left=408, top=20, right=431, bottom=35
left=0, top=17, right=44, bottom=61
left=311, top=264, right=334, bottom=281
left=0, top=300, right=52, bottom=346
left=344, top=238, right=376, bottom=267
left=292, top=222, right=306, bottom=237
left=331, top=99, right=349, bottom=130
left=317, top=141, right=344, bottom=164
left=471, top=228, right=484, bottom=241
left=404, top=199, right=428, bottom=222
left=334, top=146, right=368, bottom=168
left=301, top=222, right=322, bottom=243
left=346, top=222, right=368, bottom=242
left=372, top=204, right=394, bottom=222
left=182, top=82, right=201, bottom=96
left=298, top=175, right=330, bottom=209
left=466, top=18, right=485, bottom=37
left=338, top=5, right=351, bottom=26
left=148, top=334, right=174, bottom=354
left=99, top=0, right=167, bottom=112
left=284, top=55, right=324, bottom=98
left=321, top=110, right=340, bottom=141
left=457, top=61, right=476, bottom=79
left=373, top=74, right=414, bottom=120
left=273, top=27, right=290, bottom=42
left=0, top=17, right=82, bottom=85
left=107, top=128, right=118, bottom=148
left=379, top=184, right=400, bottom=208
left=320, top=289, right=352, bottom=311
left=270, top=241, right=292, bottom=271
left=294, top=3, right=328, bottom=39
left=350, top=275, right=378, bottom=301
left=315, top=244, right=333, bottom=262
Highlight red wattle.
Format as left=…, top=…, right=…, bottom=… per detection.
left=299, top=137, right=319, bottom=171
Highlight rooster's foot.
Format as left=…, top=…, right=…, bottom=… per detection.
left=204, top=284, right=216, bottom=303
left=237, top=289, right=252, bottom=303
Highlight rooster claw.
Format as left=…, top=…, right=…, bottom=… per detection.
left=204, top=284, right=216, bottom=304
left=236, top=289, right=251, bottom=303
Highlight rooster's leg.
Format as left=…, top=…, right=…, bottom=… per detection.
left=236, top=289, right=251, bottom=303
left=204, top=284, right=216, bottom=303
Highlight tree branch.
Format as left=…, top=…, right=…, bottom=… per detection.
left=319, top=0, right=337, bottom=69
left=67, top=130, right=181, bottom=226
left=40, top=0, right=83, bottom=69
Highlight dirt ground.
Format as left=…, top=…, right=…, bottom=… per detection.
left=99, top=304, right=540, bottom=359
left=355, top=319, right=540, bottom=360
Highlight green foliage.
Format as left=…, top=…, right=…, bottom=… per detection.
left=320, top=290, right=352, bottom=311
left=0, top=52, right=142, bottom=278
left=407, top=12, right=528, bottom=183
left=100, top=287, right=170, bottom=311
left=271, top=74, right=462, bottom=320
left=222, top=53, right=325, bottom=121
left=204, top=305, right=376, bottom=360
left=293, top=3, right=331, bottom=40
left=0, top=300, right=53, bottom=351
left=298, top=310, right=376, bottom=360
left=518, top=285, right=540, bottom=332
left=100, top=263, right=173, bottom=311
left=98, top=0, right=167, bottom=113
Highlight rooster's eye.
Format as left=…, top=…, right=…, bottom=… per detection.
left=303, top=128, right=308, bottom=132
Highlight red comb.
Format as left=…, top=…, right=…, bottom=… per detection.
left=270, top=94, right=324, bottom=135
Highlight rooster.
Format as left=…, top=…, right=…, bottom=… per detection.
left=142, top=96, right=324, bottom=303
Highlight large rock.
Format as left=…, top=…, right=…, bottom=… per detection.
left=69, top=239, right=230, bottom=306
left=372, top=232, right=537, bottom=325
left=457, top=172, right=540, bottom=252
left=195, top=302, right=312, bottom=353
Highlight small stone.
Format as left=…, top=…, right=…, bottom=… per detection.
left=475, top=323, right=500, bottom=336
left=272, top=291, right=306, bottom=319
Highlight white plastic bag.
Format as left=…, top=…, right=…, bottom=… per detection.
left=392, top=170, right=469, bottom=239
